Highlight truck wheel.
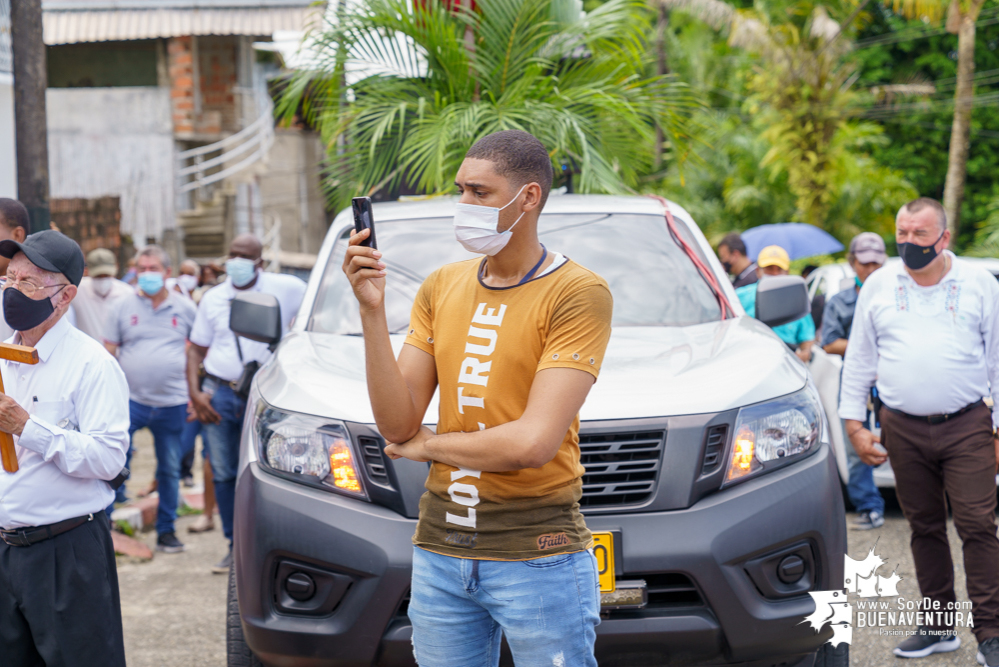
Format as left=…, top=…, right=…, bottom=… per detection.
left=227, top=564, right=265, bottom=667
left=813, top=643, right=849, bottom=667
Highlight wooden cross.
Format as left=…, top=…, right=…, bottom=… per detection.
left=0, top=342, right=40, bottom=473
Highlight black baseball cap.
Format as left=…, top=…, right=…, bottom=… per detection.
left=0, top=230, right=86, bottom=286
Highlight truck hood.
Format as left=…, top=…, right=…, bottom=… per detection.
left=256, top=316, right=807, bottom=423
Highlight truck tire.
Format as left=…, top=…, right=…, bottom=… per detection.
left=227, top=564, right=265, bottom=667
left=813, top=642, right=849, bottom=667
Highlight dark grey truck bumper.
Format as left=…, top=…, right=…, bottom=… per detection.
left=234, top=443, right=845, bottom=666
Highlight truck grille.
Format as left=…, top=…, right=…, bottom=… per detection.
left=578, top=430, right=665, bottom=508
left=635, top=572, right=704, bottom=608
left=701, top=425, right=728, bottom=475
left=358, top=436, right=391, bottom=488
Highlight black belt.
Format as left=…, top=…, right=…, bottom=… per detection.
left=204, top=373, right=239, bottom=391
left=883, top=400, right=985, bottom=425
left=0, top=513, right=94, bottom=547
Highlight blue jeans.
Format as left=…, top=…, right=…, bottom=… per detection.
left=179, top=418, right=203, bottom=479
left=200, top=384, right=246, bottom=544
left=409, top=547, right=600, bottom=667
left=842, top=417, right=885, bottom=514
left=129, top=401, right=188, bottom=535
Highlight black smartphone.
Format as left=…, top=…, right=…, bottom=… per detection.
left=352, top=196, right=376, bottom=249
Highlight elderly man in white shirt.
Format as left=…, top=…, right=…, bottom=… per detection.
left=0, top=230, right=129, bottom=667
left=841, top=197, right=999, bottom=662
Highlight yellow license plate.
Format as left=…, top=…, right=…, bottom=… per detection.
left=592, top=532, right=616, bottom=593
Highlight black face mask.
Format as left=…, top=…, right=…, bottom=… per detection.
left=722, top=261, right=733, bottom=273
left=3, top=287, right=57, bottom=331
left=897, top=230, right=945, bottom=271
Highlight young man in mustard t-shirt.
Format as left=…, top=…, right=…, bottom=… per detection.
left=344, top=130, right=613, bottom=666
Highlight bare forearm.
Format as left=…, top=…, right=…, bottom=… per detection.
left=823, top=339, right=848, bottom=356
left=361, top=308, right=421, bottom=443
left=424, top=420, right=557, bottom=472
left=186, top=345, right=207, bottom=397
left=844, top=419, right=864, bottom=437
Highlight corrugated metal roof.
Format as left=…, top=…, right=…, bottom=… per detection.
left=43, top=4, right=323, bottom=44
left=44, top=1, right=314, bottom=10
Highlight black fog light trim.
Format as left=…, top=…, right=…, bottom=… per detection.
left=274, top=560, right=352, bottom=616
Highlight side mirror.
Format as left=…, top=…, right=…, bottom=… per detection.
left=230, top=292, right=282, bottom=347
left=755, top=275, right=810, bottom=328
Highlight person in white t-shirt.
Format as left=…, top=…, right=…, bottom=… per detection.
left=187, top=234, right=306, bottom=574
left=167, top=259, right=201, bottom=300
left=74, top=248, right=133, bottom=342
left=0, top=199, right=31, bottom=341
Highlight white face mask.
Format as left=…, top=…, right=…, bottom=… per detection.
left=453, top=185, right=527, bottom=256
left=92, top=276, right=113, bottom=297
left=177, top=274, right=199, bottom=293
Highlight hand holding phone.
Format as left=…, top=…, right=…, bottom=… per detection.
left=352, top=197, right=377, bottom=249
left=343, top=197, right=386, bottom=312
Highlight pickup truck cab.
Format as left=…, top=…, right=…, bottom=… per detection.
left=228, top=195, right=847, bottom=666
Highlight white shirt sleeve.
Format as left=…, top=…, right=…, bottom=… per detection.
left=15, top=353, right=130, bottom=480
left=189, top=294, right=215, bottom=348
left=839, top=281, right=878, bottom=422
left=981, top=276, right=999, bottom=429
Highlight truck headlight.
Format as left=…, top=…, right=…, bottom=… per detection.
left=255, top=405, right=366, bottom=499
left=723, top=387, right=821, bottom=486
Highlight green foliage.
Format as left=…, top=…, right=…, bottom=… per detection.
left=114, top=519, right=135, bottom=537
left=966, top=196, right=999, bottom=256
left=656, top=0, right=917, bottom=243
left=281, top=0, right=698, bottom=211
left=852, top=3, right=999, bottom=250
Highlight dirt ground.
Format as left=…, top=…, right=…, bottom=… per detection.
left=118, top=428, right=229, bottom=667
left=116, top=429, right=985, bottom=666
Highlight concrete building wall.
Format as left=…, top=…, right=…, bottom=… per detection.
left=47, top=86, right=175, bottom=247
left=256, top=128, right=330, bottom=257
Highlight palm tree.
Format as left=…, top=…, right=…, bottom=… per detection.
left=888, top=0, right=991, bottom=237
left=662, top=0, right=866, bottom=227
left=281, top=0, right=698, bottom=211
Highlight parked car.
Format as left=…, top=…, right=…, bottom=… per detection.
left=806, top=257, right=999, bottom=491
left=227, top=195, right=847, bottom=667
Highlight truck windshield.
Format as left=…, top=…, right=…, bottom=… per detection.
left=308, top=213, right=723, bottom=334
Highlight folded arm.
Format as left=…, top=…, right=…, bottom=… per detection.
left=385, top=367, right=596, bottom=472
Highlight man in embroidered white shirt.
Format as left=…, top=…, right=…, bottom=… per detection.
left=841, top=197, right=999, bottom=663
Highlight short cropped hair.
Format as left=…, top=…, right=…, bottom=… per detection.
left=718, top=232, right=747, bottom=257
left=898, top=197, right=947, bottom=232
left=136, top=244, right=171, bottom=269
left=465, top=130, right=554, bottom=209
left=0, top=198, right=30, bottom=235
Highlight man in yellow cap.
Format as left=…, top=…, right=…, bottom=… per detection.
left=735, top=245, right=815, bottom=363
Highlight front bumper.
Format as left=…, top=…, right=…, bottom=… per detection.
left=234, top=442, right=845, bottom=667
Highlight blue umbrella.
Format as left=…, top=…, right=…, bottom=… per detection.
left=741, top=223, right=844, bottom=261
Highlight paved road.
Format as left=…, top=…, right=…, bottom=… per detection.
left=117, top=431, right=985, bottom=665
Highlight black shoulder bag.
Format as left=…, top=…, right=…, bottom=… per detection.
left=233, top=336, right=261, bottom=400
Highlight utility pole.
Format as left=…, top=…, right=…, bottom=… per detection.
left=11, top=0, right=50, bottom=233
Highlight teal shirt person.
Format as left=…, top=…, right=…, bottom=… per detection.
left=736, top=282, right=816, bottom=347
